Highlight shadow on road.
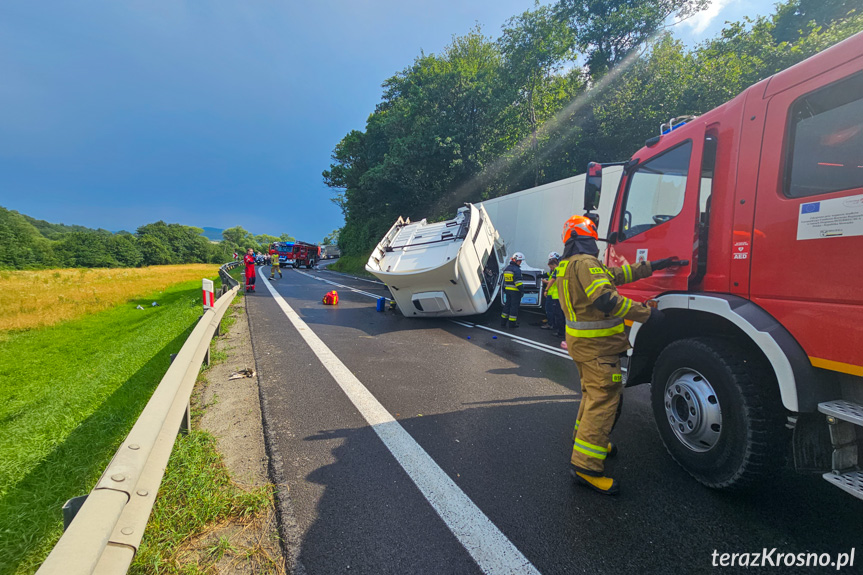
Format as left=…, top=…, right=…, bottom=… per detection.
left=293, top=393, right=863, bottom=574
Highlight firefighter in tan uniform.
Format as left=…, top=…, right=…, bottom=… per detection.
left=558, top=215, right=676, bottom=495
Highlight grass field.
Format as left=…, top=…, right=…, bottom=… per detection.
left=0, top=267, right=228, bottom=574
left=0, top=264, right=220, bottom=332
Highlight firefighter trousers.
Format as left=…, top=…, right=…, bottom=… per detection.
left=501, top=291, right=522, bottom=325
left=571, top=354, right=624, bottom=475
left=270, top=264, right=282, bottom=279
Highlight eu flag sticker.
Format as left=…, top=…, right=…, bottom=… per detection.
left=801, top=202, right=820, bottom=214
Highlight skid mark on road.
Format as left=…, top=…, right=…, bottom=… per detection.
left=259, top=268, right=541, bottom=575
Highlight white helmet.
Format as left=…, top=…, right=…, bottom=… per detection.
left=547, top=251, right=561, bottom=261
left=511, top=252, right=525, bottom=263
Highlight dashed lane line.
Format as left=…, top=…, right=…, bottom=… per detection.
left=258, top=267, right=541, bottom=575
left=293, top=268, right=391, bottom=301
left=291, top=269, right=571, bottom=362
left=317, top=267, right=387, bottom=285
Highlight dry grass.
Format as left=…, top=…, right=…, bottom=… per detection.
left=0, top=264, right=220, bottom=331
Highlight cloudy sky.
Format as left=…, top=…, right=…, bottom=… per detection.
left=0, top=0, right=775, bottom=242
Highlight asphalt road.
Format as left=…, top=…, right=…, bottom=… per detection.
left=246, top=265, right=863, bottom=575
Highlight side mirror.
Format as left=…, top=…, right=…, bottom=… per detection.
left=584, top=162, right=602, bottom=212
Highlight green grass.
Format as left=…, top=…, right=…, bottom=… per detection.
left=327, top=253, right=375, bottom=278
left=0, top=278, right=221, bottom=575
left=129, top=431, right=271, bottom=575
left=223, top=263, right=245, bottom=290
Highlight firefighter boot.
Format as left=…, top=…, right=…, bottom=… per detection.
left=570, top=467, right=620, bottom=496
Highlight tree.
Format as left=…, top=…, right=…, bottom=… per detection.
left=55, top=232, right=119, bottom=268
left=107, top=233, right=143, bottom=267
left=138, top=235, right=173, bottom=266
left=254, top=234, right=280, bottom=251
left=322, top=229, right=341, bottom=246
left=324, top=28, right=512, bottom=255
left=0, top=207, right=56, bottom=269
left=772, top=0, right=859, bottom=43
left=499, top=6, right=579, bottom=187
left=222, top=226, right=255, bottom=250
left=555, top=0, right=709, bottom=79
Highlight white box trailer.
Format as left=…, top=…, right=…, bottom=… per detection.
left=478, top=166, right=623, bottom=268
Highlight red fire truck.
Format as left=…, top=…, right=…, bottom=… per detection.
left=584, top=32, right=863, bottom=498
left=272, top=241, right=320, bottom=269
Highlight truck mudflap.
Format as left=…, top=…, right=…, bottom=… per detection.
left=628, top=293, right=839, bottom=413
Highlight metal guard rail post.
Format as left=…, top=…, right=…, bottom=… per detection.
left=37, top=265, right=241, bottom=575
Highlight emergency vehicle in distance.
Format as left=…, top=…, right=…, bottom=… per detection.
left=321, top=245, right=341, bottom=259
left=581, top=31, right=863, bottom=499
left=365, top=203, right=507, bottom=317
left=271, top=241, right=320, bottom=269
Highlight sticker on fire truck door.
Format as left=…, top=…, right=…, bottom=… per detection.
left=636, top=249, right=648, bottom=263
left=797, top=194, right=863, bottom=240
left=733, top=241, right=749, bottom=260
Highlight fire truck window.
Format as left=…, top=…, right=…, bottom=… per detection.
left=621, top=141, right=692, bottom=239
left=786, top=73, right=863, bottom=198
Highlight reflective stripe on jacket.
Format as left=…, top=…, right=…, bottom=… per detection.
left=558, top=255, right=653, bottom=361
left=502, top=263, right=524, bottom=293
left=547, top=269, right=559, bottom=299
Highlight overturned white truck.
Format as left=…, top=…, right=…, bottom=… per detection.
left=366, top=204, right=507, bottom=317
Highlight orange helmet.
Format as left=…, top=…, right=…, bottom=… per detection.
left=562, top=215, right=598, bottom=243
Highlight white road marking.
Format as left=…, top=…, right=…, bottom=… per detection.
left=292, top=269, right=570, bottom=363
left=320, top=267, right=386, bottom=285
left=294, top=269, right=390, bottom=301
left=258, top=268, right=541, bottom=575
left=459, top=322, right=565, bottom=355
left=513, top=339, right=571, bottom=359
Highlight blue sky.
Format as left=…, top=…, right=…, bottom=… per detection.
left=0, top=0, right=776, bottom=242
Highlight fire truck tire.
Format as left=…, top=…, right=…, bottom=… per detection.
left=651, top=337, right=786, bottom=491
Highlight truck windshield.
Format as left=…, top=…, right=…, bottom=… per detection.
left=620, top=141, right=692, bottom=238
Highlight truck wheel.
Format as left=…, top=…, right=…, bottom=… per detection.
left=650, top=337, right=786, bottom=491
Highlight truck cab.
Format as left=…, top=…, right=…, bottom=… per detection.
left=587, top=31, right=863, bottom=497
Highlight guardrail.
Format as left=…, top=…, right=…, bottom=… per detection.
left=36, top=263, right=242, bottom=575
left=219, top=260, right=240, bottom=291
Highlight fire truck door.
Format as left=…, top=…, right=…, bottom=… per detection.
left=605, top=129, right=704, bottom=299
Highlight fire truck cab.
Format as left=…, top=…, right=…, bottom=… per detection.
left=585, top=32, right=863, bottom=497
left=273, top=241, right=320, bottom=269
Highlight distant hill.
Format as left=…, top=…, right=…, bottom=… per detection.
left=200, top=227, right=224, bottom=241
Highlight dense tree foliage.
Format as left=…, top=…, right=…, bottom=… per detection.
left=324, top=0, right=862, bottom=257
left=0, top=206, right=292, bottom=270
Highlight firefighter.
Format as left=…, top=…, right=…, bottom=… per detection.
left=243, top=248, right=257, bottom=292
left=558, top=215, right=677, bottom=495
left=269, top=245, right=282, bottom=280
left=500, top=252, right=525, bottom=328
left=542, top=251, right=564, bottom=336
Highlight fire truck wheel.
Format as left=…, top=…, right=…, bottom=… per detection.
left=651, top=337, right=786, bottom=491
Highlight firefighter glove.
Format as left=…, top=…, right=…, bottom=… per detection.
left=646, top=307, right=666, bottom=327
left=650, top=257, right=679, bottom=270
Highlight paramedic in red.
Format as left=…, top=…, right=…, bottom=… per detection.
left=243, top=248, right=256, bottom=292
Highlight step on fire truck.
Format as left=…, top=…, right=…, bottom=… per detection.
left=272, top=241, right=320, bottom=269
left=583, top=31, right=863, bottom=498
